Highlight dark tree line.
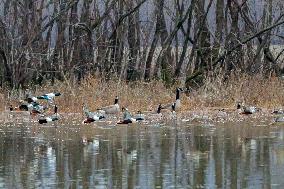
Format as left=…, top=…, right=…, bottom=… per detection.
left=0, top=0, right=284, bottom=89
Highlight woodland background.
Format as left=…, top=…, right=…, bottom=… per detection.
left=0, top=0, right=284, bottom=89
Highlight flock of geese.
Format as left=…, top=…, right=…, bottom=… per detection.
left=82, top=88, right=183, bottom=124
left=8, top=88, right=284, bottom=124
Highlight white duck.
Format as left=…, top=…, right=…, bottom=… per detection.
left=83, top=104, right=105, bottom=123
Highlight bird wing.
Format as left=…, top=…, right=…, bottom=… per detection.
left=162, top=102, right=174, bottom=110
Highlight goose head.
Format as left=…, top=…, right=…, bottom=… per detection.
left=54, top=105, right=58, bottom=114
left=157, top=104, right=162, bottom=114
left=114, top=96, right=119, bottom=104
left=236, top=102, right=243, bottom=110
left=176, top=88, right=182, bottom=100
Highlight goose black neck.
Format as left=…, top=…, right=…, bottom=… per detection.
left=237, top=103, right=241, bottom=109
left=176, top=89, right=180, bottom=100
left=171, top=103, right=176, bottom=111
left=54, top=105, right=58, bottom=113
left=114, top=97, right=119, bottom=104
left=157, top=105, right=162, bottom=113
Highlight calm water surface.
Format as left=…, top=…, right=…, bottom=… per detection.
left=0, top=120, right=284, bottom=189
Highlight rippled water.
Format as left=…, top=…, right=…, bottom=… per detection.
left=0, top=120, right=284, bottom=188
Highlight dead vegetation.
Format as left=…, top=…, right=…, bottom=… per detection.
left=1, top=74, right=283, bottom=113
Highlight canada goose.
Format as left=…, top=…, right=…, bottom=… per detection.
left=38, top=105, right=59, bottom=124
left=97, top=96, right=120, bottom=114
left=161, top=88, right=182, bottom=111
left=9, top=105, right=13, bottom=111
left=157, top=104, right=162, bottom=113
left=157, top=101, right=177, bottom=113
left=83, top=104, right=105, bottom=123
left=117, top=107, right=136, bottom=124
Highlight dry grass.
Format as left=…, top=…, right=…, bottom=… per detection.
left=0, top=74, right=284, bottom=113
left=193, top=74, right=284, bottom=109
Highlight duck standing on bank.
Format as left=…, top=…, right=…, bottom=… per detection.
left=38, top=105, right=59, bottom=124
left=97, top=96, right=120, bottom=114
left=83, top=104, right=105, bottom=123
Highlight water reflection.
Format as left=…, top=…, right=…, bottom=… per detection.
left=0, top=121, right=283, bottom=188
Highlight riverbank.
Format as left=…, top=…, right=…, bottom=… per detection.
left=0, top=107, right=281, bottom=126
left=1, top=75, right=284, bottom=114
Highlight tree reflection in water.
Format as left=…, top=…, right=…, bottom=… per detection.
left=0, top=121, right=283, bottom=188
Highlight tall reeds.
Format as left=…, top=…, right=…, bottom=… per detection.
left=1, top=74, right=283, bottom=112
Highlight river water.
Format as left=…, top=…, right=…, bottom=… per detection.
left=0, top=120, right=283, bottom=188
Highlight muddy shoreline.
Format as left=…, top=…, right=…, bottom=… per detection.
left=0, top=108, right=282, bottom=126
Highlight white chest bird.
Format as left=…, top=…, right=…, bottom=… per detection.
left=37, top=92, right=61, bottom=104
left=83, top=104, right=105, bottom=123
